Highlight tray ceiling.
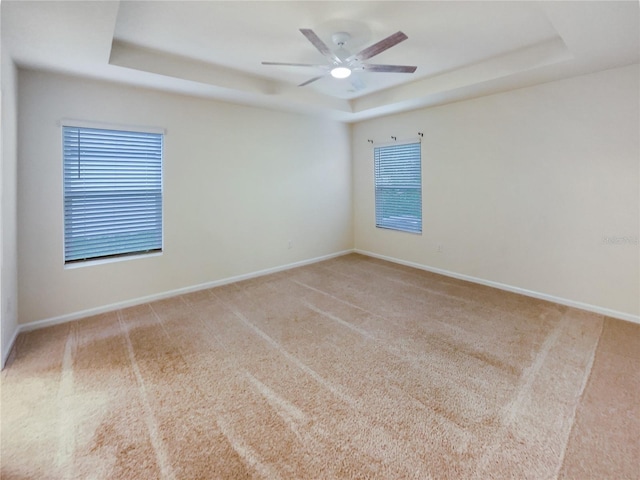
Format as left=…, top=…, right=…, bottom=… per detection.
left=2, top=1, right=638, bottom=122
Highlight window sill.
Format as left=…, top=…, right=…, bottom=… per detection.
left=64, top=251, right=163, bottom=269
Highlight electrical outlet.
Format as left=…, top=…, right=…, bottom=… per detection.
left=288, top=240, right=293, bottom=250
left=437, top=244, right=443, bottom=253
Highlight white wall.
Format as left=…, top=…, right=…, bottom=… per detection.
left=353, top=64, right=639, bottom=319
left=17, top=70, right=352, bottom=325
left=1, top=42, right=19, bottom=366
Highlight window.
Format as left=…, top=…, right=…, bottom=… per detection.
left=63, top=125, right=163, bottom=263
left=374, top=141, right=422, bottom=234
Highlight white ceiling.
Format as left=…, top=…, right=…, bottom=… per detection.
left=2, top=1, right=639, bottom=122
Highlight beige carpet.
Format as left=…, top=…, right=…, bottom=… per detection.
left=1, top=254, right=638, bottom=479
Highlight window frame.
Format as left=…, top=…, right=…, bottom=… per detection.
left=373, top=139, right=422, bottom=234
left=61, top=120, right=165, bottom=266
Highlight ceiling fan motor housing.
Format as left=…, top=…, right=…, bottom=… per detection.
left=331, top=32, right=351, bottom=47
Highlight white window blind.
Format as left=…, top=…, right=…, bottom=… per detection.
left=374, top=141, right=422, bottom=234
left=63, top=126, right=163, bottom=263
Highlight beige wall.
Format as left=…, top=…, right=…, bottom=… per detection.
left=17, top=70, right=352, bottom=325
left=352, top=64, right=639, bottom=318
left=13, top=63, right=640, bottom=329
left=1, top=43, right=19, bottom=366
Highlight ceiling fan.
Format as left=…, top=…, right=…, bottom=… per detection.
left=262, top=29, right=417, bottom=87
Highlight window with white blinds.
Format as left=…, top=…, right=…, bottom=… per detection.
left=374, top=141, right=422, bottom=234
left=63, top=125, right=163, bottom=263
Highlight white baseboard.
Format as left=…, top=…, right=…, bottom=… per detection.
left=11, top=249, right=354, bottom=338
left=6, top=247, right=637, bottom=368
left=2, top=326, right=21, bottom=369
left=355, top=249, right=640, bottom=325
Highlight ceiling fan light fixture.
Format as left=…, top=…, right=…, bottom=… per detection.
left=330, top=66, right=352, bottom=79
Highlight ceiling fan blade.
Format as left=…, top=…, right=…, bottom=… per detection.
left=298, top=74, right=326, bottom=87
left=363, top=64, right=417, bottom=73
left=347, top=31, right=408, bottom=63
left=262, top=62, right=326, bottom=68
left=299, top=29, right=340, bottom=63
